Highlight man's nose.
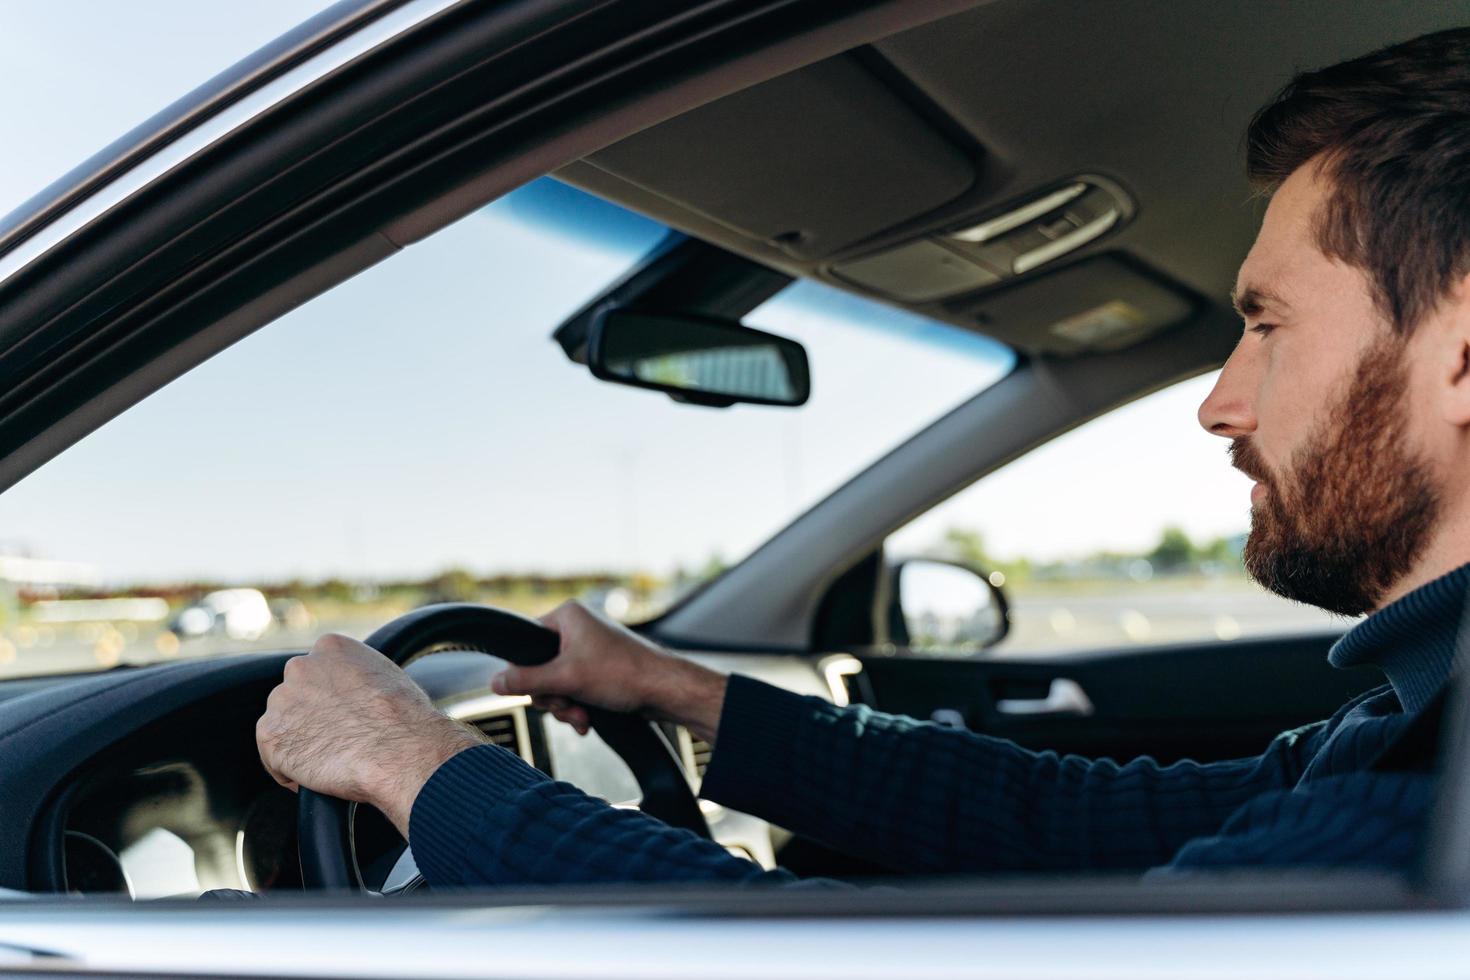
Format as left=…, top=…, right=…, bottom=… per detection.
left=1198, top=341, right=1258, bottom=439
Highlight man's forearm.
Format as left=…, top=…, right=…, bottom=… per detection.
left=374, top=657, right=721, bottom=838
left=370, top=723, right=486, bottom=836
left=408, top=743, right=822, bottom=889
left=699, top=675, right=1310, bottom=874
left=642, top=655, right=728, bottom=744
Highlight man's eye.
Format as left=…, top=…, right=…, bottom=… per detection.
left=1249, top=323, right=1277, bottom=338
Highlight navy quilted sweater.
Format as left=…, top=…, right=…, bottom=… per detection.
left=408, top=564, right=1468, bottom=886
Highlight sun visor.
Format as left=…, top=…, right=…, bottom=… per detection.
left=585, top=56, right=975, bottom=261
left=947, top=255, right=1196, bottom=355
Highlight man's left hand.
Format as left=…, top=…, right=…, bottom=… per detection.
left=255, top=633, right=483, bottom=835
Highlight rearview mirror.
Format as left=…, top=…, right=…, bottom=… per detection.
left=588, top=307, right=810, bottom=408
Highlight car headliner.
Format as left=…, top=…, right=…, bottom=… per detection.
left=557, top=0, right=1466, bottom=357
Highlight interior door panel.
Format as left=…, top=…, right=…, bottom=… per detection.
left=852, top=631, right=1380, bottom=764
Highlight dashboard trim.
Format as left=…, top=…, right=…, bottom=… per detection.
left=0, top=652, right=295, bottom=891
left=443, top=692, right=535, bottom=765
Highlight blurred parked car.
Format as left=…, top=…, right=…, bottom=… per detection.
left=170, top=588, right=272, bottom=641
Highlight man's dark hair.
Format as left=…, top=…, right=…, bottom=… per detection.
left=1246, top=27, right=1470, bottom=334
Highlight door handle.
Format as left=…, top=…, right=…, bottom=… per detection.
left=995, top=678, right=1094, bottom=717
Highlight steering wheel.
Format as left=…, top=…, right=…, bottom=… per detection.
left=297, top=603, right=710, bottom=890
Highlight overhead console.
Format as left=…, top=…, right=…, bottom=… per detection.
left=950, top=253, right=1193, bottom=355
left=832, top=177, right=1130, bottom=301
left=564, top=40, right=1203, bottom=357
left=825, top=176, right=1200, bottom=354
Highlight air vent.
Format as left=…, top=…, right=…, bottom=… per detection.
left=688, top=735, right=714, bottom=780
left=474, top=710, right=529, bottom=761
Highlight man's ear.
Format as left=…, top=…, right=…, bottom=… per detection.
left=1440, top=272, right=1470, bottom=428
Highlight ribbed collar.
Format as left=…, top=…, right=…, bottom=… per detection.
left=1329, top=561, right=1470, bottom=714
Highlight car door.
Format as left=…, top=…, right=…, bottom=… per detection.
left=852, top=632, right=1371, bottom=765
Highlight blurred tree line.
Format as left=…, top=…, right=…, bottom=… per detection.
left=941, top=525, right=1243, bottom=584
left=15, top=522, right=1249, bottom=617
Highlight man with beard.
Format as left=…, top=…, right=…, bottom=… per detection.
left=257, top=27, right=1470, bottom=883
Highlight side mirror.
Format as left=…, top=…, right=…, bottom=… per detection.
left=588, top=307, right=810, bottom=408
left=888, top=559, right=1009, bottom=653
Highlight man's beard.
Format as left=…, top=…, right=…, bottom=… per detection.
left=1231, top=335, right=1440, bottom=617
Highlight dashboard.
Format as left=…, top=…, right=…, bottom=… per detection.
left=1, top=648, right=851, bottom=897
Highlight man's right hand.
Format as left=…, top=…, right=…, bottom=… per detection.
left=490, top=601, right=728, bottom=744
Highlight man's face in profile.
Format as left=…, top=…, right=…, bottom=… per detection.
left=1198, top=164, right=1443, bottom=616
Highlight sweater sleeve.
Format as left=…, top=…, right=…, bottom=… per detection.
left=698, top=674, right=1319, bottom=873
left=408, top=741, right=828, bottom=888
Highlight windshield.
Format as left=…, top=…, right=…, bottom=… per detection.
left=0, top=179, right=1013, bottom=678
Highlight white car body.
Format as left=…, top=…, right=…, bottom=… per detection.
left=175, top=588, right=273, bottom=641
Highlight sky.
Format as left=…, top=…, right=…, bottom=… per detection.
left=0, top=2, right=1257, bottom=586
left=889, top=373, right=1254, bottom=564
